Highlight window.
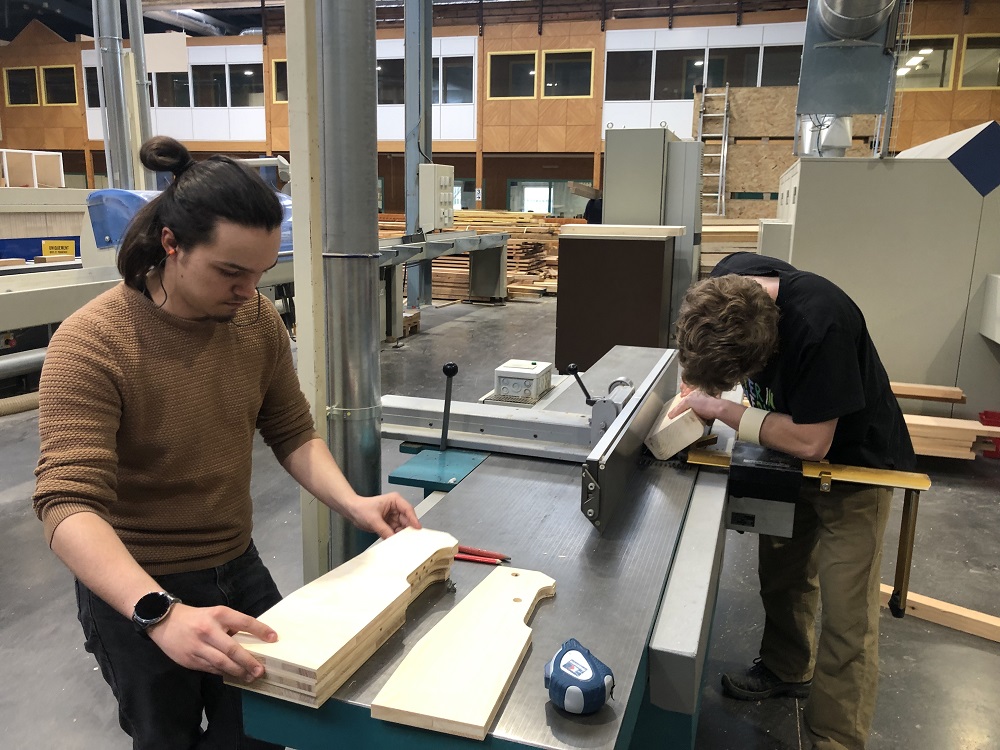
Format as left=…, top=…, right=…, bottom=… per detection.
left=42, top=66, right=77, bottom=105
left=961, top=36, right=1000, bottom=88
left=707, top=47, right=759, bottom=88
left=761, top=46, right=802, bottom=87
left=605, top=51, right=653, bottom=101
left=192, top=64, right=227, bottom=107
left=654, top=49, right=705, bottom=100
left=507, top=179, right=591, bottom=218
left=377, top=58, right=404, bottom=104
left=230, top=63, right=264, bottom=106
left=5, top=67, right=38, bottom=106
left=453, top=178, right=477, bottom=209
left=85, top=66, right=101, bottom=108
left=489, top=53, right=536, bottom=98
left=896, top=38, right=956, bottom=89
left=155, top=71, right=190, bottom=107
left=543, top=51, right=592, bottom=97
left=441, top=56, right=474, bottom=103
left=273, top=60, right=288, bottom=102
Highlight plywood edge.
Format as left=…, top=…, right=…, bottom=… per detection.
left=644, top=393, right=707, bottom=460
left=879, top=584, right=1000, bottom=644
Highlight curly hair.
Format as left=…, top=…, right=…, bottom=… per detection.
left=674, top=274, right=780, bottom=395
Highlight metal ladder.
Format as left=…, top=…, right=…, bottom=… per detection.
left=697, top=83, right=730, bottom=216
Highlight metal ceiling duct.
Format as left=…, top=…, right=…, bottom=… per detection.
left=817, top=0, right=897, bottom=40
left=142, top=9, right=237, bottom=36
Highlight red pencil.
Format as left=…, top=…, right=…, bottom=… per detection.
left=455, top=552, right=504, bottom=565
left=458, top=545, right=510, bottom=561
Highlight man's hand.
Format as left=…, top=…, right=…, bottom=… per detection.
left=347, top=492, right=422, bottom=539
left=147, top=603, right=277, bottom=683
left=668, top=389, right=724, bottom=422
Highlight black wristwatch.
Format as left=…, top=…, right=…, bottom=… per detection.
left=132, top=591, right=182, bottom=636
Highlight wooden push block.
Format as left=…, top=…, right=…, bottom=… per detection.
left=231, top=527, right=458, bottom=707
left=0, top=257, right=27, bottom=267
left=33, top=254, right=75, bottom=263
left=644, top=393, right=706, bottom=460
left=371, top=567, right=556, bottom=740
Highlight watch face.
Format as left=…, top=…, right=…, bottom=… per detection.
left=134, top=592, right=171, bottom=621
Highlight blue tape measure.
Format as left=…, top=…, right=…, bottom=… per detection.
left=544, top=638, right=615, bottom=715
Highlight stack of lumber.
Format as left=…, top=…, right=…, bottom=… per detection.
left=699, top=221, right=759, bottom=278
left=904, top=414, right=1000, bottom=460
left=231, top=528, right=458, bottom=708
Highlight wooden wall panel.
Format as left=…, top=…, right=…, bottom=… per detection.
left=482, top=153, right=593, bottom=210
left=726, top=199, right=778, bottom=219
left=727, top=141, right=797, bottom=193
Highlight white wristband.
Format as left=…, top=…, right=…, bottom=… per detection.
left=738, top=407, right=770, bottom=445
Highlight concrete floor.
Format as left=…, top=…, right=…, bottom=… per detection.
left=1, top=297, right=998, bottom=749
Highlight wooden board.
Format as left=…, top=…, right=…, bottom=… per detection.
left=644, top=393, right=706, bottom=460
left=33, top=253, right=74, bottom=263
left=231, top=528, right=458, bottom=706
left=879, top=584, right=1000, bottom=644
left=371, top=567, right=556, bottom=740
left=891, top=382, right=966, bottom=404
left=905, top=414, right=1000, bottom=439
left=0, top=257, right=27, bottom=267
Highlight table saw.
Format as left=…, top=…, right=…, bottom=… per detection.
left=244, top=345, right=729, bottom=749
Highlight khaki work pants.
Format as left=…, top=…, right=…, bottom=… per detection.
left=758, top=483, right=892, bottom=750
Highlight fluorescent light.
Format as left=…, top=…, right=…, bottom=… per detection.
left=243, top=69, right=253, bottom=76
left=694, top=61, right=704, bottom=67
left=918, top=48, right=933, bottom=55
left=897, top=67, right=910, bottom=76
left=905, top=56, right=924, bottom=66
left=528, top=70, right=536, bottom=75
left=376, top=65, right=381, bottom=70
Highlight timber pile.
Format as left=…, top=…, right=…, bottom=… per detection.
left=230, top=528, right=458, bottom=708
left=699, top=221, right=759, bottom=278
left=904, top=414, right=1000, bottom=460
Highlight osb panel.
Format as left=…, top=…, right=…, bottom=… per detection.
left=566, top=125, right=597, bottom=152
left=844, top=142, right=872, bottom=158
left=727, top=141, right=798, bottom=193
left=538, top=98, right=568, bottom=126
left=510, top=100, right=540, bottom=127
left=538, top=125, right=566, bottom=152
left=483, top=126, right=510, bottom=152
left=951, top=90, right=992, bottom=121
left=509, top=125, right=539, bottom=151
left=725, top=199, right=778, bottom=220
left=566, top=99, right=597, bottom=126
left=911, top=119, right=952, bottom=145
left=727, top=87, right=798, bottom=138
left=484, top=100, right=511, bottom=127
left=913, top=91, right=954, bottom=121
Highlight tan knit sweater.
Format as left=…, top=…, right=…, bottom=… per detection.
left=33, top=283, right=318, bottom=575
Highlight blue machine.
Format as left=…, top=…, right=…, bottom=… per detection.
left=86, top=188, right=295, bottom=253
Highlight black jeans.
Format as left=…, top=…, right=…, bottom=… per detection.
left=76, top=540, right=284, bottom=750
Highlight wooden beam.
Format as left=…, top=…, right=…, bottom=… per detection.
left=891, top=381, right=966, bottom=404
left=880, top=584, right=1000, bottom=644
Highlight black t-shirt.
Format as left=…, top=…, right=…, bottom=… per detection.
left=711, top=252, right=915, bottom=471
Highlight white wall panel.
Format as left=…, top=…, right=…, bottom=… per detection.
left=187, top=46, right=227, bottom=64
left=152, top=108, right=194, bottom=141
left=377, top=104, right=405, bottom=140
left=651, top=101, right=696, bottom=140
left=225, top=45, right=263, bottom=63
left=440, top=36, right=477, bottom=56
left=655, top=28, right=709, bottom=50
left=438, top=103, right=476, bottom=140
left=192, top=108, right=230, bottom=140
left=376, top=38, right=405, bottom=58
left=707, top=25, right=764, bottom=48
left=606, top=29, right=656, bottom=50
left=81, top=49, right=97, bottom=66
left=762, top=22, right=807, bottom=45
left=602, top=101, right=653, bottom=131
left=86, top=109, right=104, bottom=141
left=229, top=108, right=266, bottom=140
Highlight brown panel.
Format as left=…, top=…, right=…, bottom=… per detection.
left=510, top=100, right=540, bottom=126
left=566, top=99, right=597, bottom=126
left=993, top=92, right=1000, bottom=120
left=913, top=91, right=954, bottom=121
left=271, top=126, right=289, bottom=152
left=911, top=119, right=952, bottom=145
left=725, top=87, right=798, bottom=138
left=483, top=126, right=510, bottom=152
left=950, top=119, right=987, bottom=132
left=486, top=38, right=514, bottom=53
left=965, top=17, right=1000, bottom=33
left=537, top=125, right=566, bottom=152
left=509, top=125, right=539, bottom=151
left=433, top=141, right=477, bottom=153
left=509, top=24, right=538, bottom=40
left=538, top=98, right=568, bottom=126
left=969, top=0, right=1000, bottom=18
left=568, top=21, right=599, bottom=36
left=727, top=141, right=797, bottom=193
left=271, top=106, right=288, bottom=128
left=898, top=92, right=917, bottom=121
left=892, top=120, right=914, bottom=152
left=484, top=23, right=512, bottom=40
left=952, top=90, right=991, bottom=121
left=725, top=200, right=777, bottom=220
left=565, top=125, right=597, bottom=152
left=483, top=100, right=511, bottom=127
left=925, top=0, right=964, bottom=21
left=41, top=128, right=65, bottom=150
left=482, top=154, right=595, bottom=209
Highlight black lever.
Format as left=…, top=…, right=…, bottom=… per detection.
left=566, top=363, right=596, bottom=406
left=441, top=362, right=458, bottom=450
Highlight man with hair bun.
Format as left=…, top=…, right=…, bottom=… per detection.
left=670, top=252, right=914, bottom=750
left=33, top=136, right=421, bottom=749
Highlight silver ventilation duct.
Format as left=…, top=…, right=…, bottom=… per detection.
left=818, top=0, right=897, bottom=41
left=142, top=10, right=238, bottom=36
